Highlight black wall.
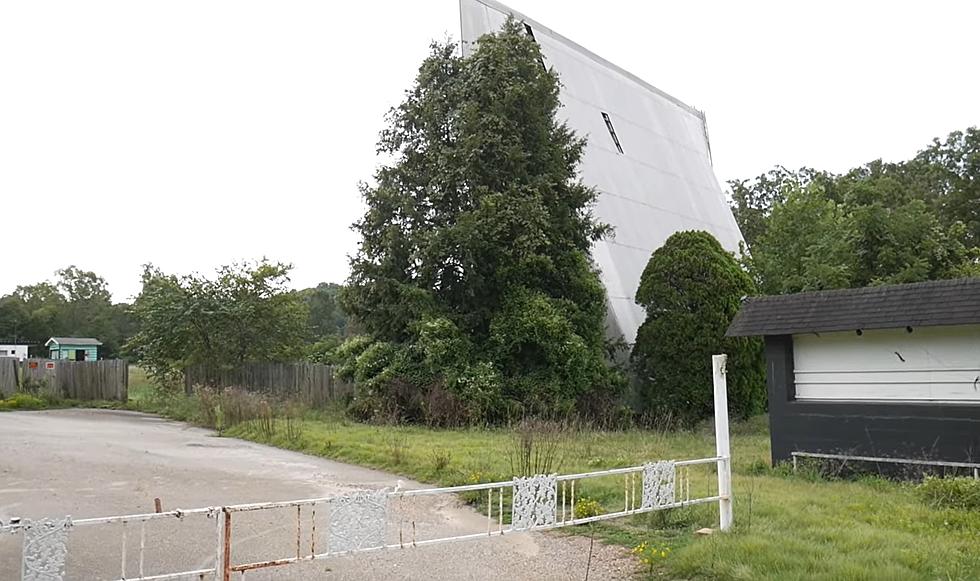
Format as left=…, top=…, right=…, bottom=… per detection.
left=765, top=335, right=980, bottom=466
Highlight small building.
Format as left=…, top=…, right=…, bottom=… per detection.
left=726, top=278, right=980, bottom=467
left=0, top=344, right=29, bottom=361
left=45, top=337, right=102, bottom=361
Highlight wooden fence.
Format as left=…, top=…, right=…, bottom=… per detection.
left=184, top=362, right=352, bottom=407
left=0, top=358, right=128, bottom=401
left=0, top=358, right=18, bottom=398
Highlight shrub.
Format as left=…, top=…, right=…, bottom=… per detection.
left=0, top=393, right=47, bottom=411
left=631, top=231, right=766, bottom=425
left=917, top=476, right=980, bottom=510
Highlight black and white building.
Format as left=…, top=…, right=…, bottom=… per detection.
left=727, top=278, right=980, bottom=467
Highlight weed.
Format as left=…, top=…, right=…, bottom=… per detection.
left=574, top=497, right=604, bottom=519
left=254, top=400, right=276, bottom=440
left=282, top=403, right=305, bottom=446
left=917, top=476, right=980, bottom=510
left=632, top=542, right=671, bottom=577
left=386, top=433, right=408, bottom=465
left=509, top=418, right=566, bottom=477
left=0, top=392, right=47, bottom=411
left=431, top=448, right=452, bottom=472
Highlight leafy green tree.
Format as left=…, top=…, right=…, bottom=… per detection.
left=126, top=261, right=309, bottom=383
left=732, top=128, right=980, bottom=294
left=631, top=231, right=765, bottom=424
left=745, top=184, right=857, bottom=294
left=339, top=20, right=622, bottom=424
left=0, top=266, right=134, bottom=357
left=728, top=166, right=833, bottom=248
left=301, top=282, right=347, bottom=339
left=909, top=128, right=980, bottom=248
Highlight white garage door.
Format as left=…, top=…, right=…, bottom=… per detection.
left=793, top=325, right=980, bottom=401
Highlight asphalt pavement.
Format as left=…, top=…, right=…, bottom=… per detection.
left=0, top=409, right=635, bottom=580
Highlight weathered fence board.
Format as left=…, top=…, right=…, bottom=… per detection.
left=184, top=362, right=351, bottom=407
left=0, top=358, right=18, bottom=398
left=15, top=359, right=128, bottom=401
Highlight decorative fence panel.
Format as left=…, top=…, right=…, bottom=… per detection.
left=184, top=362, right=352, bottom=407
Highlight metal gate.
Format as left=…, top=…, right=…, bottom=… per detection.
left=2, top=355, right=734, bottom=580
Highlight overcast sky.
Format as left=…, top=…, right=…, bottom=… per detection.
left=2, top=1, right=978, bottom=302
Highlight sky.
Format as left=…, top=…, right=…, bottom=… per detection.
left=1, top=1, right=978, bottom=302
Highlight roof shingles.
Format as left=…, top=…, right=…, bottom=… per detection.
left=726, top=278, right=980, bottom=337
left=47, top=337, right=103, bottom=346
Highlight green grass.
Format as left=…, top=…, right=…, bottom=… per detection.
left=127, top=365, right=157, bottom=404
left=124, top=383, right=980, bottom=580
left=0, top=392, right=49, bottom=410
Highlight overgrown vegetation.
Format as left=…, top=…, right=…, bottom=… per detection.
left=0, top=392, right=48, bottom=410
left=130, top=384, right=980, bottom=580
left=125, top=261, right=311, bottom=384
left=917, top=476, right=980, bottom=511
left=337, top=20, right=624, bottom=425
left=631, top=231, right=765, bottom=424
left=730, top=128, right=980, bottom=294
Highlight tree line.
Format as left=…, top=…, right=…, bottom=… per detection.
left=731, top=128, right=980, bottom=294
left=0, top=262, right=348, bottom=380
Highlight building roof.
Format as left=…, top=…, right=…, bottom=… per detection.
left=45, top=337, right=103, bottom=346
left=726, top=278, right=980, bottom=337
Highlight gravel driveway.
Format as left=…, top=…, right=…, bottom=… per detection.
left=0, top=409, right=636, bottom=580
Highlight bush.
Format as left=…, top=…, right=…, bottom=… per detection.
left=631, top=231, right=766, bottom=425
left=917, top=476, right=980, bottom=510
left=0, top=393, right=48, bottom=411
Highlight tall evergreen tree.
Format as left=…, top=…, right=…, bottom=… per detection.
left=341, top=20, right=621, bottom=424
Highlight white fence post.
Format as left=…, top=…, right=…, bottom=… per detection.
left=712, top=354, right=733, bottom=532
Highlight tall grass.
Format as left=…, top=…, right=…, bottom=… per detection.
left=128, top=384, right=980, bottom=580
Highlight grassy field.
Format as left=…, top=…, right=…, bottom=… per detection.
left=121, top=380, right=980, bottom=581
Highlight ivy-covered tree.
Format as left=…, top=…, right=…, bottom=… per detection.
left=340, top=20, right=622, bottom=424
left=631, top=231, right=765, bottom=424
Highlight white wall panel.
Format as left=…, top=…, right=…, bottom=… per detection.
left=460, top=0, right=745, bottom=342
left=793, top=325, right=980, bottom=402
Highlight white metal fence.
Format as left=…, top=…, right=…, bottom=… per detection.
left=1, top=355, right=734, bottom=580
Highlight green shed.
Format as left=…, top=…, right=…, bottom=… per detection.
left=46, top=337, right=102, bottom=361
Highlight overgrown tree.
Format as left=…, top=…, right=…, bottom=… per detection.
left=731, top=128, right=980, bottom=294
left=631, top=231, right=765, bottom=424
left=339, top=20, right=622, bottom=424
left=126, top=261, right=309, bottom=384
